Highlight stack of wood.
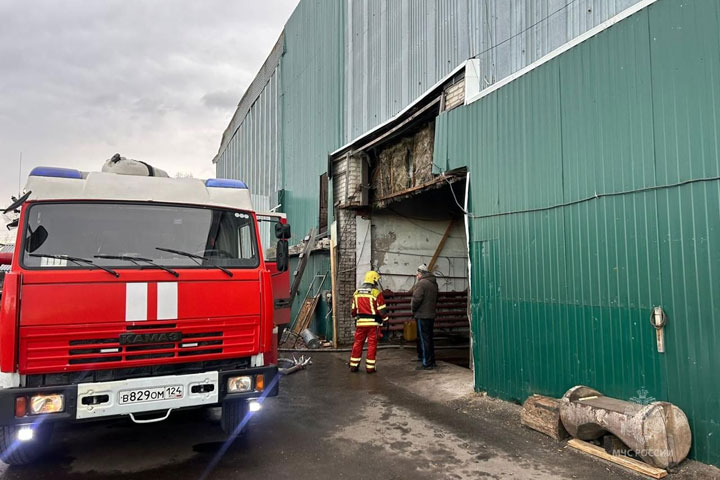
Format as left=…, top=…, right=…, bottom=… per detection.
left=382, top=290, right=468, bottom=331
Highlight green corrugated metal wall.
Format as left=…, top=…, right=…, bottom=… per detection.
left=435, top=0, right=720, bottom=466
left=275, top=1, right=342, bottom=333
left=280, top=0, right=344, bottom=238
left=651, top=0, right=720, bottom=465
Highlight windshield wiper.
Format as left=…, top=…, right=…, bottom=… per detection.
left=29, top=253, right=119, bottom=277
left=156, top=247, right=233, bottom=277
left=94, top=254, right=179, bottom=277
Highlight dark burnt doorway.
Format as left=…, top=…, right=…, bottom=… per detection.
left=369, top=172, right=471, bottom=369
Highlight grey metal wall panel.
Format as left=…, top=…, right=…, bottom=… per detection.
left=345, top=0, right=645, bottom=140
left=215, top=66, right=282, bottom=208
left=216, top=0, right=647, bottom=198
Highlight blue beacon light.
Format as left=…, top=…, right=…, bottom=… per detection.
left=29, top=167, right=83, bottom=179
left=205, top=178, right=248, bottom=189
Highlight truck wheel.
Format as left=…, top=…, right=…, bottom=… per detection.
left=0, top=424, right=54, bottom=466
left=220, top=400, right=249, bottom=437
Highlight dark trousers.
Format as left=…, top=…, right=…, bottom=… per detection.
left=415, top=317, right=435, bottom=367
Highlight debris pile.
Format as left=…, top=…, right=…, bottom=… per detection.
left=278, top=355, right=312, bottom=375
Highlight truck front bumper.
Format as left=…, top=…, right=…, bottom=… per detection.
left=0, top=365, right=278, bottom=426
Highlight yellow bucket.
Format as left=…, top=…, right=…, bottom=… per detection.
left=403, top=321, right=417, bottom=341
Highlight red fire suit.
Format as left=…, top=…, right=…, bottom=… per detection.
left=349, top=284, right=388, bottom=373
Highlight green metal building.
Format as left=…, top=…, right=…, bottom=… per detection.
left=216, top=0, right=720, bottom=466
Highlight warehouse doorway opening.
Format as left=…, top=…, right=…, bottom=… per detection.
left=328, top=68, right=473, bottom=352
left=368, top=164, right=471, bottom=369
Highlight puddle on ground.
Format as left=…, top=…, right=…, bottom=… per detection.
left=331, top=396, right=556, bottom=480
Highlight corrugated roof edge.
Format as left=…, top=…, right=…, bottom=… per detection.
left=214, top=31, right=286, bottom=163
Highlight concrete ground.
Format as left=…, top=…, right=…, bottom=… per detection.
left=0, top=348, right=718, bottom=479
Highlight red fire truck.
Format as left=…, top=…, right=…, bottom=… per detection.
left=0, top=166, right=291, bottom=464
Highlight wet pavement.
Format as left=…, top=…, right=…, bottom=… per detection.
left=1, top=348, right=718, bottom=479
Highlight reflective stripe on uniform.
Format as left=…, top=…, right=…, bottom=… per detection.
left=356, top=319, right=381, bottom=326
left=355, top=294, right=376, bottom=314
left=365, top=359, right=376, bottom=364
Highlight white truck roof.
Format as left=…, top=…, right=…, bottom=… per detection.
left=23, top=167, right=254, bottom=211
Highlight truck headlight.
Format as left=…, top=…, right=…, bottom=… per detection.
left=227, top=376, right=252, bottom=393
left=29, top=394, right=64, bottom=415
left=17, top=427, right=33, bottom=442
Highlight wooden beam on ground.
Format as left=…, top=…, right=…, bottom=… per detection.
left=567, top=439, right=667, bottom=479
left=520, top=395, right=568, bottom=441
left=428, top=219, right=455, bottom=272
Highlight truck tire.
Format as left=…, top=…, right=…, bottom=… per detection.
left=0, top=424, right=53, bottom=466
left=220, top=400, right=249, bottom=437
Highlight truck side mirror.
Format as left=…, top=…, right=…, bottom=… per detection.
left=276, top=240, right=289, bottom=272
left=275, top=222, right=291, bottom=240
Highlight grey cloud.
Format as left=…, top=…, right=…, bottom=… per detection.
left=201, top=90, right=240, bottom=111
left=0, top=0, right=300, bottom=204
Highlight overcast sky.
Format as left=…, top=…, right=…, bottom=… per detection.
left=0, top=0, right=299, bottom=206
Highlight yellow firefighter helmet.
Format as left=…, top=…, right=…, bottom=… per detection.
left=363, top=270, right=381, bottom=285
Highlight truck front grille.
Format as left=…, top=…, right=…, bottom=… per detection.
left=67, top=330, right=225, bottom=364
left=25, top=357, right=252, bottom=387
left=19, top=318, right=260, bottom=374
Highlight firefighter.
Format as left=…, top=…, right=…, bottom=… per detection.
left=349, top=270, right=388, bottom=374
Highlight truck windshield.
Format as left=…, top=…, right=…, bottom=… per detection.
left=22, top=202, right=259, bottom=270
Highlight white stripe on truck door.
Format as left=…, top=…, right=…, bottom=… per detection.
left=157, top=282, right=178, bottom=320
left=125, top=283, right=148, bottom=321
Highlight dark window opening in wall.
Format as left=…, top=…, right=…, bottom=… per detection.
left=319, top=173, right=328, bottom=234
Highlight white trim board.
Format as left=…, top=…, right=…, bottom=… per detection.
left=464, top=0, right=658, bottom=107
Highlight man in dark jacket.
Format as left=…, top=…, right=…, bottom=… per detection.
left=411, top=264, right=439, bottom=370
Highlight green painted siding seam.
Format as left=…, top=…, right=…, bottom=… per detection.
left=464, top=176, right=720, bottom=219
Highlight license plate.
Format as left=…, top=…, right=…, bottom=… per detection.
left=118, top=385, right=184, bottom=405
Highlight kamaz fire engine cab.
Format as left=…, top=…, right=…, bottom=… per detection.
left=0, top=165, right=291, bottom=465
